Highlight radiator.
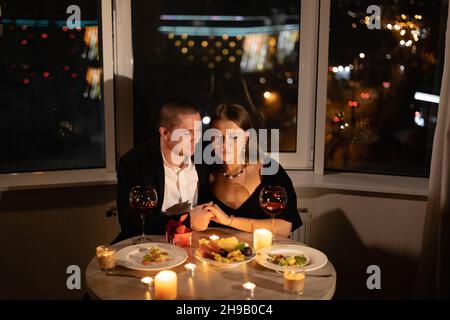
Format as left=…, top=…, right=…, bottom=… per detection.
left=291, top=208, right=312, bottom=245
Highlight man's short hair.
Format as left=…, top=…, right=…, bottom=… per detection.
left=157, top=98, right=199, bottom=131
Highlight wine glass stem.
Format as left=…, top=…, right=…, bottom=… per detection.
left=140, top=213, right=145, bottom=239
left=271, top=217, right=275, bottom=236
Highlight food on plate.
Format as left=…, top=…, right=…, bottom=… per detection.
left=267, top=253, right=308, bottom=267
left=216, top=237, right=239, bottom=252
left=198, top=237, right=253, bottom=263
left=141, top=247, right=170, bottom=265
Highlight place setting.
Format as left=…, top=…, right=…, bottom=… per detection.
left=92, top=227, right=332, bottom=299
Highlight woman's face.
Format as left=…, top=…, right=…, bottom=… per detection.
left=211, top=119, right=247, bottom=165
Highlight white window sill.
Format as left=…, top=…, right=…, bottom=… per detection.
left=0, top=169, right=117, bottom=192
left=0, top=168, right=428, bottom=197
left=287, top=171, right=428, bottom=197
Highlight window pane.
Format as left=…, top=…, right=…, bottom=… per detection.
left=0, top=0, right=105, bottom=173
left=325, top=0, right=448, bottom=176
left=132, top=0, right=300, bottom=152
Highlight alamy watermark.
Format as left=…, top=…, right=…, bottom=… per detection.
left=366, top=5, right=381, bottom=30
left=366, top=265, right=381, bottom=290
left=66, top=265, right=81, bottom=290
left=66, top=5, right=81, bottom=30
left=165, top=121, right=280, bottom=175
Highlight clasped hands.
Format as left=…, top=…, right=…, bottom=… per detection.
left=190, top=202, right=231, bottom=231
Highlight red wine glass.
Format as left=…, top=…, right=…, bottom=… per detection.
left=129, top=186, right=158, bottom=243
left=259, top=186, right=287, bottom=239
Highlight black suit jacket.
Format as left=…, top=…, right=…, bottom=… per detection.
left=113, top=138, right=210, bottom=243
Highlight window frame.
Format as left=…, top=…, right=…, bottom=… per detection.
left=267, top=0, right=319, bottom=170
left=312, top=0, right=430, bottom=191
left=117, top=0, right=318, bottom=170
left=0, top=0, right=117, bottom=189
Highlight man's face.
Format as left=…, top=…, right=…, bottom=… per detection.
left=162, top=112, right=201, bottom=159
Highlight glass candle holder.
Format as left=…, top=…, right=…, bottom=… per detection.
left=283, top=268, right=305, bottom=295
left=242, top=282, right=256, bottom=299
left=184, top=263, right=196, bottom=276
left=141, top=276, right=154, bottom=290
left=96, top=245, right=117, bottom=272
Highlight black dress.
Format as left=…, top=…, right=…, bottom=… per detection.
left=211, top=160, right=302, bottom=232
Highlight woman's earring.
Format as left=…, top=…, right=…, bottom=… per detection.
left=242, top=144, right=247, bottom=164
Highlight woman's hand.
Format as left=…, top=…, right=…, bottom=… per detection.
left=205, top=204, right=232, bottom=226
left=190, top=203, right=214, bottom=231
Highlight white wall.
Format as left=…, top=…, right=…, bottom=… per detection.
left=0, top=186, right=118, bottom=299
left=296, top=187, right=427, bottom=299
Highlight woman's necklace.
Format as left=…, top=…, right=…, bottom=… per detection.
left=219, top=164, right=247, bottom=179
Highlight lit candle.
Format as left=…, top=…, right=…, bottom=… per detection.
left=209, top=235, right=220, bottom=241
left=140, top=276, right=153, bottom=289
left=184, top=263, right=196, bottom=276
left=96, top=245, right=116, bottom=271
left=242, top=282, right=256, bottom=298
left=154, top=270, right=177, bottom=300
left=253, top=229, right=272, bottom=250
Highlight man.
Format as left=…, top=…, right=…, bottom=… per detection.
left=114, top=99, right=213, bottom=243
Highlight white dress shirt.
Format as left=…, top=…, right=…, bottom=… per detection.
left=161, top=151, right=199, bottom=216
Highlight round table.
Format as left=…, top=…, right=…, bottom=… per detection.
left=86, top=228, right=336, bottom=300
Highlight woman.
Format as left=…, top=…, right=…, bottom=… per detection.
left=201, top=103, right=302, bottom=237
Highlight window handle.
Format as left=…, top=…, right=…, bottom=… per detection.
left=106, top=206, right=117, bottom=217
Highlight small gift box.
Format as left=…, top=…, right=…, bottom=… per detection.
left=165, top=214, right=192, bottom=247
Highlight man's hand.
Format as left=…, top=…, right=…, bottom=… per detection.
left=190, top=202, right=215, bottom=231
left=204, top=204, right=232, bottom=226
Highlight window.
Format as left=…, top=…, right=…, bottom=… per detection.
left=131, top=0, right=301, bottom=153
left=0, top=0, right=106, bottom=174
left=325, top=0, right=448, bottom=177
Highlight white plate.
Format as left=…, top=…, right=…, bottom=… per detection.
left=255, top=244, right=328, bottom=272
left=116, top=243, right=188, bottom=271
left=194, top=249, right=256, bottom=268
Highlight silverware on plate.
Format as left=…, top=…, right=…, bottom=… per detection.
left=104, top=271, right=142, bottom=279
left=306, top=273, right=334, bottom=278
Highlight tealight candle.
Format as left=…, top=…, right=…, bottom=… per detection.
left=154, top=270, right=177, bottom=300
left=253, top=229, right=272, bottom=250
left=140, top=276, right=153, bottom=289
left=209, top=235, right=220, bottom=241
left=184, top=263, right=196, bottom=276
left=96, top=245, right=117, bottom=271
left=242, top=282, right=256, bottom=298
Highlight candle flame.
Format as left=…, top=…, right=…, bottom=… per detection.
left=243, top=282, right=256, bottom=290
left=184, top=263, right=197, bottom=271
left=141, top=276, right=154, bottom=285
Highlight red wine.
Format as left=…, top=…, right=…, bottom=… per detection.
left=261, top=201, right=286, bottom=216
left=129, top=200, right=157, bottom=215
